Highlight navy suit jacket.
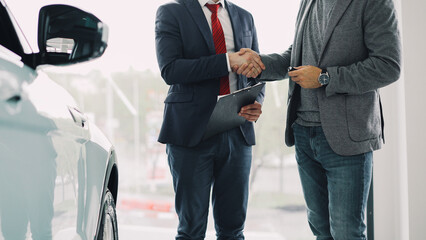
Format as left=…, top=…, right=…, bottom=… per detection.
left=155, top=0, right=265, bottom=147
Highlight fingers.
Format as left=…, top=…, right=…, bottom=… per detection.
left=232, top=49, right=266, bottom=78
left=288, top=65, right=322, bottom=89
left=245, top=51, right=265, bottom=71
left=288, top=67, right=302, bottom=77
left=241, top=58, right=264, bottom=78
left=248, top=65, right=261, bottom=78
left=240, top=102, right=261, bottom=111
left=236, top=62, right=260, bottom=78
left=239, top=102, right=262, bottom=122
left=240, top=102, right=262, bottom=114
left=239, top=111, right=262, bottom=122
left=288, top=67, right=306, bottom=82
left=241, top=64, right=253, bottom=76
left=239, top=113, right=260, bottom=122
left=232, top=65, right=239, bottom=72
left=238, top=48, right=251, bottom=55
left=252, top=54, right=265, bottom=70
left=236, top=63, right=249, bottom=74
left=239, top=48, right=265, bottom=70
left=289, top=71, right=301, bottom=84
left=239, top=103, right=262, bottom=122
left=233, top=61, right=259, bottom=78
left=242, top=61, right=263, bottom=78
left=251, top=61, right=262, bottom=75
left=288, top=66, right=303, bottom=85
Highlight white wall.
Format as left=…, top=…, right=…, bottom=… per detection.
left=401, top=0, right=426, bottom=239
left=374, top=0, right=426, bottom=239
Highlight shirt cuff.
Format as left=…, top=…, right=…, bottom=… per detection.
left=225, top=53, right=231, bottom=72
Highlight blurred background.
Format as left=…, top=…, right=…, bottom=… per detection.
left=6, top=0, right=426, bottom=239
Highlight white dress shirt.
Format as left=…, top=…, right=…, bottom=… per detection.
left=198, top=0, right=238, bottom=93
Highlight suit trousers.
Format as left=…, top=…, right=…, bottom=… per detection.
left=292, top=123, right=373, bottom=240
left=166, top=127, right=252, bottom=240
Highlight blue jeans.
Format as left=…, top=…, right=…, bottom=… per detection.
left=166, top=128, right=252, bottom=240
left=292, top=123, right=373, bottom=240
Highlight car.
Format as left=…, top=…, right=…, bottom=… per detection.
left=0, top=1, right=119, bottom=239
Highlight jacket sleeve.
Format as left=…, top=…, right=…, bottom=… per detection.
left=259, top=46, right=292, bottom=81
left=325, top=0, right=401, bottom=97
left=155, top=5, right=229, bottom=85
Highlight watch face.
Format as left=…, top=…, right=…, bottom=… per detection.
left=319, top=74, right=329, bottom=85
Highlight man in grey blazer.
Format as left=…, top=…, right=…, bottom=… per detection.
left=234, top=0, right=401, bottom=239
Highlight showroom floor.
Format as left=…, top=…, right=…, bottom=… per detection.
left=116, top=161, right=313, bottom=240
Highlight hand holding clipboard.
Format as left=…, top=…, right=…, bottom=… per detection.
left=202, top=82, right=265, bottom=140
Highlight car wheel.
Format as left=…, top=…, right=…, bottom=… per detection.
left=97, top=189, right=118, bottom=240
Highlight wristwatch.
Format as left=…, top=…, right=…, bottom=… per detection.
left=318, top=68, right=330, bottom=86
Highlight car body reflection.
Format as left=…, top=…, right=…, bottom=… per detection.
left=0, top=1, right=118, bottom=239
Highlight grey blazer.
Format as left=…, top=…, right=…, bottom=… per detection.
left=260, top=0, right=401, bottom=156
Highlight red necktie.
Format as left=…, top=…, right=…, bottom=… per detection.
left=206, top=3, right=230, bottom=95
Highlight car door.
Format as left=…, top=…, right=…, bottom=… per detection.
left=0, top=44, right=91, bottom=239
left=0, top=1, right=117, bottom=239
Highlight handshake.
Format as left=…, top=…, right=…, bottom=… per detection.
left=229, top=48, right=265, bottom=78
left=230, top=49, right=323, bottom=89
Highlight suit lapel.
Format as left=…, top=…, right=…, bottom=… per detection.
left=183, top=0, right=216, bottom=54
left=293, top=0, right=314, bottom=66
left=225, top=0, right=242, bottom=50
left=290, top=0, right=314, bottom=91
left=318, top=0, right=353, bottom=63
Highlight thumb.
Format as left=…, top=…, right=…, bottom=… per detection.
left=238, top=48, right=250, bottom=55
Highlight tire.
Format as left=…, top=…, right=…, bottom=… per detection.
left=97, top=189, right=119, bottom=240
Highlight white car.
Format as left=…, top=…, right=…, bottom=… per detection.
left=0, top=1, right=118, bottom=239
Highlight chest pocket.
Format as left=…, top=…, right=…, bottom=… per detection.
left=241, top=30, right=253, bottom=48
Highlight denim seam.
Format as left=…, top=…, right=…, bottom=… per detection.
left=358, top=153, right=368, bottom=240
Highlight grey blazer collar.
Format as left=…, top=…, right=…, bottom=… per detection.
left=293, top=0, right=354, bottom=66
left=293, top=0, right=314, bottom=67
left=318, top=0, right=354, bottom=63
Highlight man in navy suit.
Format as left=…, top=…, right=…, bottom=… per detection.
left=155, top=0, right=265, bottom=239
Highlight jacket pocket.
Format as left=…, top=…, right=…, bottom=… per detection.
left=164, top=92, right=193, bottom=103
left=346, top=91, right=381, bottom=142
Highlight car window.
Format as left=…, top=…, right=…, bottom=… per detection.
left=0, top=1, right=34, bottom=58
left=0, top=5, right=24, bottom=55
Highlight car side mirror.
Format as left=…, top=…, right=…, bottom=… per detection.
left=37, top=4, right=108, bottom=66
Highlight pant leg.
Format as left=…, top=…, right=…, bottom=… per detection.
left=314, top=127, right=372, bottom=240
left=212, top=128, right=252, bottom=240
left=292, top=123, right=333, bottom=240
left=167, top=138, right=218, bottom=240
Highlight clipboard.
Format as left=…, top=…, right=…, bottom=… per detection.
left=202, top=82, right=265, bottom=140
